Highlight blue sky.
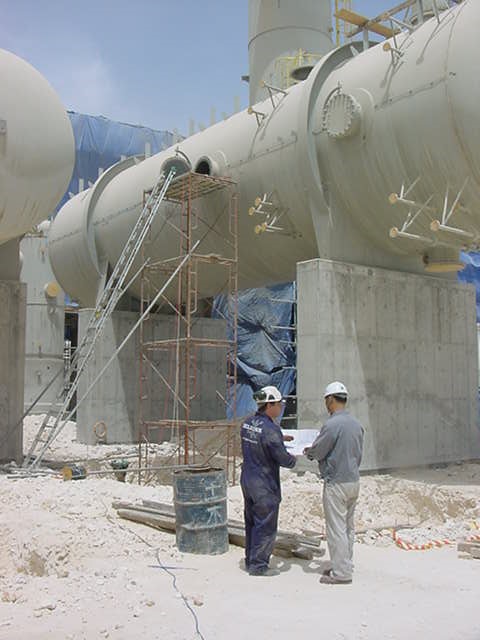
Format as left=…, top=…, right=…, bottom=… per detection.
left=1, top=1, right=387, bottom=134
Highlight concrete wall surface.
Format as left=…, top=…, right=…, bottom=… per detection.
left=0, top=281, right=26, bottom=463
left=21, top=235, right=65, bottom=413
left=77, top=310, right=227, bottom=445
left=297, top=259, right=480, bottom=470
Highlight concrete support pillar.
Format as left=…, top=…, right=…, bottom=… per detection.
left=0, top=280, right=26, bottom=463
left=297, top=259, right=480, bottom=470
left=21, top=234, right=65, bottom=413
left=76, top=310, right=227, bottom=445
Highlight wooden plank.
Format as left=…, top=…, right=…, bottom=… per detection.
left=116, top=504, right=321, bottom=559
left=140, top=500, right=323, bottom=549
left=335, top=8, right=397, bottom=38
left=458, top=541, right=480, bottom=558
left=141, top=500, right=175, bottom=516
left=335, top=8, right=370, bottom=27
left=117, top=509, right=177, bottom=533
left=346, top=0, right=412, bottom=37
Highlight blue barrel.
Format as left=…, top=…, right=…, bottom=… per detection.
left=173, top=467, right=228, bottom=555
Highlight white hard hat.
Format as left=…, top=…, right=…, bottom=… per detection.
left=253, top=385, right=283, bottom=404
left=324, top=381, right=349, bottom=398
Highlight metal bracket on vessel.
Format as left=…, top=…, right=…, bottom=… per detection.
left=260, top=80, right=288, bottom=110
left=389, top=176, right=479, bottom=248
left=383, top=40, right=404, bottom=64
left=249, top=192, right=299, bottom=238
left=247, top=106, right=267, bottom=128
left=428, top=178, right=478, bottom=242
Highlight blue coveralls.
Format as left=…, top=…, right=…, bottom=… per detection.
left=240, top=412, right=296, bottom=574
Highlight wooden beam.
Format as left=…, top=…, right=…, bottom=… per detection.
left=458, top=541, right=480, bottom=558
left=346, top=0, right=416, bottom=37
left=335, top=8, right=398, bottom=38
left=114, top=500, right=325, bottom=560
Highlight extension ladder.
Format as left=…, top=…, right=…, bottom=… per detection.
left=22, top=167, right=176, bottom=469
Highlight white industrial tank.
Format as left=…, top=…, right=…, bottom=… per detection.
left=49, top=1, right=480, bottom=307
left=312, top=0, right=480, bottom=271
left=248, top=0, right=333, bottom=103
left=0, top=49, right=74, bottom=245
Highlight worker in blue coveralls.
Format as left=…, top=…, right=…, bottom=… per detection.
left=240, top=385, right=297, bottom=576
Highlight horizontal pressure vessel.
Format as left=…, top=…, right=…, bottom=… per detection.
left=49, top=0, right=480, bottom=306
left=0, top=50, right=74, bottom=245
left=311, top=0, right=480, bottom=270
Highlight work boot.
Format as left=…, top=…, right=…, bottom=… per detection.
left=320, top=572, right=352, bottom=585
left=248, top=567, right=280, bottom=577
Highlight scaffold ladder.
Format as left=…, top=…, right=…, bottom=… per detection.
left=22, top=167, right=177, bottom=469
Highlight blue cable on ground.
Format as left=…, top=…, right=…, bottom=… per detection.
left=155, top=548, right=206, bottom=640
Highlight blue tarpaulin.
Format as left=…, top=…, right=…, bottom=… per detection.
left=213, top=283, right=296, bottom=418
left=60, top=112, right=175, bottom=307
left=459, top=252, right=480, bottom=321
left=58, top=111, right=175, bottom=211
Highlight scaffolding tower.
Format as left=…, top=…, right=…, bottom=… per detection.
left=137, top=172, right=239, bottom=484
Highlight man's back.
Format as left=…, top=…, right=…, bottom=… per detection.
left=310, top=410, right=364, bottom=483
left=240, top=412, right=295, bottom=501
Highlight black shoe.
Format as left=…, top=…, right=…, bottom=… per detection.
left=248, top=568, right=280, bottom=577
left=320, top=573, right=352, bottom=585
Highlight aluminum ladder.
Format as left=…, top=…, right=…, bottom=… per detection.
left=22, top=167, right=176, bottom=469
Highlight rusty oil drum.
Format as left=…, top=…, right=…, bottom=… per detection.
left=173, top=467, right=228, bottom=555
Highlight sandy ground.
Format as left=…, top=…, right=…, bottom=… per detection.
left=1, top=418, right=479, bottom=639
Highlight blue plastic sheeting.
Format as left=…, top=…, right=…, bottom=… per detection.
left=212, top=253, right=480, bottom=419
left=60, top=112, right=174, bottom=308
left=213, top=283, right=296, bottom=419
left=459, top=252, right=480, bottom=321
left=57, top=111, right=175, bottom=211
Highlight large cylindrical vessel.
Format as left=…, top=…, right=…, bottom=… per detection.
left=311, top=0, right=480, bottom=271
left=49, top=1, right=480, bottom=306
left=248, top=0, right=333, bottom=103
left=0, top=49, right=74, bottom=244
left=49, top=86, right=321, bottom=305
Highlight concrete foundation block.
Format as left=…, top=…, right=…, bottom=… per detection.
left=0, top=280, right=26, bottom=463
left=297, top=259, right=480, bottom=470
left=21, top=234, right=65, bottom=413
left=77, top=310, right=227, bottom=445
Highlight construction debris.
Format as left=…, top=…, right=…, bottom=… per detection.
left=113, top=499, right=324, bottom=561
left=457, top=540, right=480, bottom=559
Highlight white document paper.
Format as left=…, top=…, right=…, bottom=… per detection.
left=281, top=429, right=319, bottom=456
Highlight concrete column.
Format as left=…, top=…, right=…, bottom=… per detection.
left=76, top=310, right=227, bottom=445
left=297, top=259, right=480, bottom=470
left=21, top=234, right=65, bottom=413
left=0, top=280, right=26, bottom=463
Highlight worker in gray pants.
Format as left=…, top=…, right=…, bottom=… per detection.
left=304, top=382, right=364, bottom=585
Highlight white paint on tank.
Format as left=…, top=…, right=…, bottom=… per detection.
left=248, top=0, right=333, bottom=103
left=0, top=49, right=74, bottom=245
left=49, top=1, right=480, bottom=307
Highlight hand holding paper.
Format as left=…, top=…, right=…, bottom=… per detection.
left=281, top=429, right=319, bottom=456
